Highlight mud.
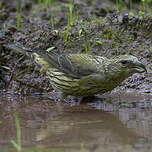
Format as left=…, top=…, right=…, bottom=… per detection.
left=0, top=0, right=152, bottom=96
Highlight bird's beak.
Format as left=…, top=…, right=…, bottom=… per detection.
left=133, top=61, right=147, bottom=73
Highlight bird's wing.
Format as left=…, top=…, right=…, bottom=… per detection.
left=4, top=42, right=107, bottom=78
left=39, top=52, right=106, bottom=78
left=78, top=73, right=108, bottom=88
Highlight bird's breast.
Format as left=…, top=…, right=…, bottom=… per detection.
left=46, top=68, right=125, bottom=96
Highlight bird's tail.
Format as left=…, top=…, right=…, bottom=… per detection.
left=4, top=42, right=55, bottom=72
left=4, top=42, right=33, bottom=57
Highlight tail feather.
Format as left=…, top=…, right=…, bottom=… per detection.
left=4, top=42, right=33, bottom=56
left=4, top=42, right=65, bottom=73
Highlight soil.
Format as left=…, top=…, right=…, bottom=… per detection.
left=0, top=0, right=152, bottom=97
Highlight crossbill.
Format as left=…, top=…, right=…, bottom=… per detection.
left=5, top=42, right=147, bottom=99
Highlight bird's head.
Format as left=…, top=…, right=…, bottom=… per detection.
left=107, top=55, right=147, bottom=80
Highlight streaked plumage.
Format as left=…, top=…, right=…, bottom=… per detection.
left=5, top=42, right=147, bottom=98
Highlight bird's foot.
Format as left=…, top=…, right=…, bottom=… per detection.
left=61, top=96, right=82, bottom=106
left=80, top=96, right=96, bottom=103
left=64, top=96, right=105, bottom=105
left=48, top=95, right=61, bottom=103
left=48, top=91, right=63, bottom=103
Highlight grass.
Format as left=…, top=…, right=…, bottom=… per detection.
left=64, top=0, right=74, bottom=42
left=37, top=0, right=56, bottom=8
left=116, top=0, right=124, bottom=12
left=115, top=0, right=152, bottom=16
left=11, top=112, right=22, bottom=152
left=128, top=0, right=134, bottom=16
left=83, top=40, right=90, bottom=53
left=138, top=0, right=152, bottom=16
left=16, top=0, right=21, bottom=30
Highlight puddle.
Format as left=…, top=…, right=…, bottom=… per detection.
left=0, top=92, right=152, bottom=152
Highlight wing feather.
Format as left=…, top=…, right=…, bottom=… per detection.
left=4, top=42, right=107, bottom=79
left=39, top=52, right=106, bottom=78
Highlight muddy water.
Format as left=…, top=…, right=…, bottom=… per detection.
left=0, top=92, right=152, bottom=152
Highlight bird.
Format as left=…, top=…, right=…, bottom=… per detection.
left=5, top=42, right=147, bottom=100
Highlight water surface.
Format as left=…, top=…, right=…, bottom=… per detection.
left=0, top=92, right=152, bottom=152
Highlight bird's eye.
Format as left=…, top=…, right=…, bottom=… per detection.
left=120, top=60, right=128, bottom=64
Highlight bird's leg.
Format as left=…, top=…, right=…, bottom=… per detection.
left=80, top=96, right=104, bottom=103
left=80, top=96, right=95, bottom=103
left=73, top=96, right=83, bottom=104
left=59, top=95, right=83, bottom=105
left=65, top=96, right=97, bottom=104
left=94, top=94, right=106, bottom=102
left=58, top=92, right=68, bottom=101
left=63, top=95, right=103, bottom=104
left=48, top=91, right=67, bottom=103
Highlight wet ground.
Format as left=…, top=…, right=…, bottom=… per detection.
left=0, top=92, right=152, bottom=152
left=0, top=0, right=152, bottom=151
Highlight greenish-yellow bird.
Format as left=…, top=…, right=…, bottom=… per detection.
left=5, top=43, right=147, bottom=99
